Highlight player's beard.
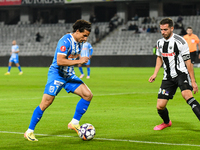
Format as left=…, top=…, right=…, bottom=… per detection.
left=163, top=32, right=172, bottom=40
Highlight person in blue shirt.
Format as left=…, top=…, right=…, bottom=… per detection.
left=5, top=40, right=23, bottom=75
left=78, top=42, right=93, bottom=79
left=24, top=20, right=93, bottom=141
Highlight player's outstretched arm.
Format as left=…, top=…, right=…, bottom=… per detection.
left=57, top=54, right=89, bottom=66
left=149, top=56, right=163, bottom=83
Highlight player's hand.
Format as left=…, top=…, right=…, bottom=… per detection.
left=79, top=57, right=89, bottom=64
left=192, top=82, right=198, bottom=94
left=149, top=74, right=156, bottom=83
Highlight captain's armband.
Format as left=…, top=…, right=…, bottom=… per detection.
left=182, top=54, right=190, bottom=61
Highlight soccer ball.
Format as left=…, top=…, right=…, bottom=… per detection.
left=78, top=123, right=96, bottom=141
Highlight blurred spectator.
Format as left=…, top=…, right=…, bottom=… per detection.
left=146, top=25, right=151, bottom=33
left=150, top=26, right=155, bottom=33
left=36, top=32, right=43, bottom=42
left=142, top=17, right=147, bottom=24
left=133, top=14, right=139, bottom=21
left=110, top=13, right=119, bottom=27
left=89, top=14, right=97, bottom=23
left=94, top=26, right=100, bottom=42
left=177, top=15, right=183, bottom=23
left=138, top=26, right=144, bottom=33
left=153, top=25, right=158, bottom=33
left=108, top=21, right=115, bottom=32
left=179, top=26, right=187, bottom=36
left=151, top=17, right=157, bottom=24
left=143, top=26, right=146, bottom=32
left=147, top=17, right=151, bottom=23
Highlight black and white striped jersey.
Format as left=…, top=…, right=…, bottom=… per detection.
left=156, top=33, right=190, bottom=80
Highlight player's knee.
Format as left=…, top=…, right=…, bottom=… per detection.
left=156, top=105, right=165, bottom=110
left=40, top=95, right=55, bottom=110
left=83, top=91, right=93, bottom=101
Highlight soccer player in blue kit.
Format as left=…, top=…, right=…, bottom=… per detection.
left=24, top=20, right=93, bottom=141
left=78, top=42, right=93, bottom=79
left=5, top=40, right=23, bottom=75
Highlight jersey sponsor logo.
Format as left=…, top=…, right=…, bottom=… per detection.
left=54, top=80, right=64, bottom=86
left=161, top=52, right=175, bottom=57
left=60, top=46, right=66, bottom=52
left=68, top=54, right=79, bottom=59
left=158, top=88, right=169, bottom=96
left=191, top=39, right=195, bottom=43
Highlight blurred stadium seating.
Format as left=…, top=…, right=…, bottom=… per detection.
left=0, top=15, right=200, bottom=56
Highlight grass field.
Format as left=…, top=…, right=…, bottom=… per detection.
left=1, top=66, right=200, bottom=150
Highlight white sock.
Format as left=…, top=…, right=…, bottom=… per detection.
left=71, top=118, right=79, bottom=125
left=27, top=129, right=34, bottom=133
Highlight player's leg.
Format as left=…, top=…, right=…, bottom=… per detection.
left=156, top=99, right=170, bottom=122
left=78, top=64, right=84, bottom=78
left=85, top=60, right=91, bottom=78
left=182, top=90, right=200, bottom=120
left=14, top=57, right=23, bottom=75
left=5, top=61, right=12, bottom=75
left=24, top=72, right=63, bottom=141
left=24, top=94, right=55, bottom=141
left=67, top=76, right=93, bottom=133
left=154, top=80, right=176, bottom=130
left=178, top=73, right=200, bottom=120
left=86, top=65, right=90, bottom=78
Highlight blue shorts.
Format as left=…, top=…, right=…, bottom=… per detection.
left=44, top=70, right=84, bottom=96
left=9, top=56, right=19, bottom=64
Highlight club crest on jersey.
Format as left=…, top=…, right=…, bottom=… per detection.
left=162, top=52, right=175, bottom=57
left=60, top=46, right=66, bottom=52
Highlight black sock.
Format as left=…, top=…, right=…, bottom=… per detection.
left=187, top=97, right=200, bottom=121
left=158, top=108, right=170, bottom=124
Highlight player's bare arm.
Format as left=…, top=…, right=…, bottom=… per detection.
left=57, top=54, right=89, bottom=66
left=185, top=59, right=198, bottom=94
left=149, top=56, right=163, bottom=83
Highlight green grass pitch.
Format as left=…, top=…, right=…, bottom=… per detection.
left=1, top=66, right=200, bottom=150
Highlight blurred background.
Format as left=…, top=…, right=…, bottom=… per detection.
left=0, top=0, right=200, bottom=67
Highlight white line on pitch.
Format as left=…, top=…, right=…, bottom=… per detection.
left=0, top=92, right=155, bottom=101
left=0, top=131, right=200, bottom=147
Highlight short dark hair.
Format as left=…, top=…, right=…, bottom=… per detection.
left=72, top=20, right=91, bottom=32
left=186, top=26, right=192, bottom=30
left=159, top=18, right=174, bottom=27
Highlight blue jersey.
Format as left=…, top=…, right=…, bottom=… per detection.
left=11, top=45, right=19, bottom=59
left=80, top=42, right=93, bottom=57
left=49, top=34, right=83, bottom=77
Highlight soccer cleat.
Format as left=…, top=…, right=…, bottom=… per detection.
left=154, top=120, right=172, bottom=130
left=68, top=122, right=80, bottom=134
left=4, top=72, right=10, bottom=75
left=24, top=131, right=38, bottom=141
left=86, top=76, right=90, bottom=79
left=79, top=74, right=84, bottom=79
left=19, top=72, right=23, bottom=75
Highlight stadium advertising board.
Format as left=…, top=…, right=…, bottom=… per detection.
left=65, top=0, right=113, bottom=3
left=0, top=0, right=21, bottom=5
left=22, top=0, right=64, bottom=4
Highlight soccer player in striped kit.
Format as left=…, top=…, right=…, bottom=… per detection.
left=78, top=41, right=93, bottom=79
left=24, top=20, right=93, bottom=141
left=149, top=18, right=200, bottom=130
left=5, top=40, right=23, bottom=75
